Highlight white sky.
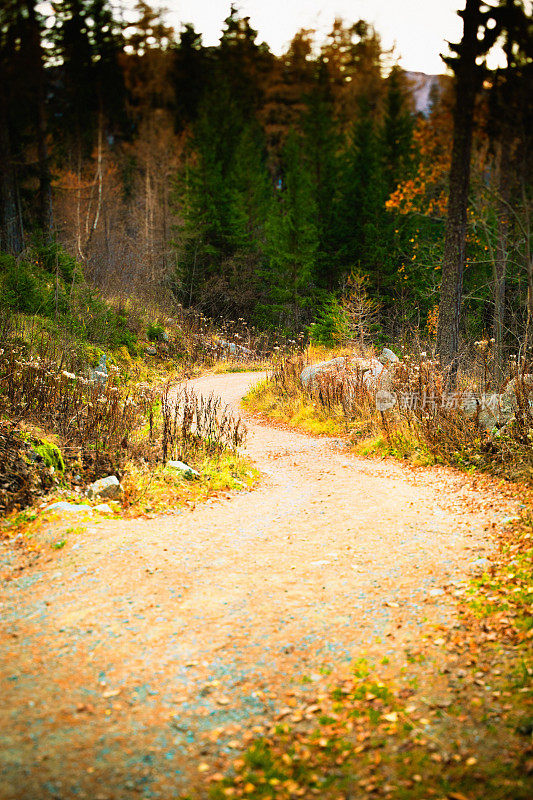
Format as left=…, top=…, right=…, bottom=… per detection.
left=159, top=0, right=466, bottom=74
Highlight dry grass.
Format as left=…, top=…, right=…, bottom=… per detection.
left=120, top=452, right=259, bottom=516
left=245, top=348, right=533, bottom=483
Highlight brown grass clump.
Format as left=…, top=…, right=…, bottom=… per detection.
left=246, top=347, right=533, bottom=483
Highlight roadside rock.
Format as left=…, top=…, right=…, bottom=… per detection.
left=459, top=381, right=530, bottom=430
left=301, top=355, right=393, bottom=394
left=86, top=475, right=123, bottom=500
left=220, top=339, right=254, bottom=360
left=380, top=347, right=399, bottom=365
left=354, top=357, right=393, bottom=391
left=166, top=461, right=200, bottom=479
left=47, top=501, right=93, bottom=514
left=300, top=358, right=346, bottom=391
left=468, top=557, right=491, bottom=575
left=94, top=502, right=114, bottom=514
left=88, top=353, right=108, bottom=385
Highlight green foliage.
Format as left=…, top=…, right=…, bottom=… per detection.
left=147, top=323, right=165, bottom=342
left=52, top=538, right=67, bottom=550
left=0, top=244, right=140, bottom=358
left=31, top=440, right=65, bottom=473
left=32, top=237, right=78, bottom=284
left=309, top=296, right=347, bottom=346
left=1, top=259, right=48, bottom=314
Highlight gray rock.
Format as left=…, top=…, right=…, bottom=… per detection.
left=478, top=406, right=498, bottom=430
left=94, top=502, right=114, bottom=514
left=220, top=340, right=253, bottom=359
left=380, top=347, right=400, bottom=365
left=460, top=395, right=479, bottom=417
left=88, top=353, right=108, bottom=385
left=376, top=389, right=397, bottom=411
left=504, top=374, right=533, bottom=397
left=460, top=392, right=514, bottom=430
left=47, top=501, right=93, bottom=514
left=468, top=557, right=491, bottom=575
left=428, top=587, right=445, bottom=598
left=166, top=460, right=200, bottom=479
left=300, top=357, right=346, bottom=390
left=86, top=475, right=123, bottom=500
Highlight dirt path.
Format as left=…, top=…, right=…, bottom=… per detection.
left=0, top=372, right=517, bottom=800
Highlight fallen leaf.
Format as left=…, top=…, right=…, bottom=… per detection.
left=216, top=696, right=230, bottom=706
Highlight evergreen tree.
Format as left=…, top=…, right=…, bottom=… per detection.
left=381, top=66, right=414, bottom=195
left=172, top=23, right=208, bottom=129
left=301, top=74, right=342, bottom=290
left=51, top=0, right=97, bottom=159
left=336, top=98, right=388, bottom=295
left=262, top=131, right=318, bottom=328
left=177, top=83, right=244, bottom=307
left=227, top=124, right=272, bottom=254
left=435, top=0, right=515, bottom=374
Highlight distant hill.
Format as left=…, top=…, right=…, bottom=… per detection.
left=404, top=71, right=452, bottom=115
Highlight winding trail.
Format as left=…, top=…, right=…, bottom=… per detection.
left=0, top=372, right=516, bottom=799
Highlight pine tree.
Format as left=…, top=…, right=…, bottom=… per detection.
left=172, top=24, right=208, bottom=129
left=177, top=82, right=243, bottom=308
left=263, top=131, right=318, bottom=327
left=336, top=97, right=388, bottom=295
left=301, top=74, right=342, bottom=290
left=381, top=66, right=414, bottom=196
left=227, top=123, right=272, bottom=254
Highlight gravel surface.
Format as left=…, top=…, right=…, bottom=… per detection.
left=0, top=372, right=517, bottom=799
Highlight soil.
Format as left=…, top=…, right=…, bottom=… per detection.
left=0, top=372, right=519, bottom=800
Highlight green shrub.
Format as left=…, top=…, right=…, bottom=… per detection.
left=1, top=262, right=48, bottom=314
left=309, top=296, right=348, bottom=347
left=0, top=252, right=16, bottom=273
left=147, top=322, right=165, bottom=342
left=32, top=238, right=77, bottom=284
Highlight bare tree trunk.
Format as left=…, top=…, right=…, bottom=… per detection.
left=92, top=113, right=104, bottom=234
left=0, top=81, right=23, bottom=254
left=26, top=0, right=53, bottom=236
left=519, top=171, right=533, bottom=359
left=526, top=257, right=533, bottom=351
left=436, top=0, right=483, bottom=379
left=492, top=141, right=511, bottom=386
left=75, top=150, right=85, bottom=261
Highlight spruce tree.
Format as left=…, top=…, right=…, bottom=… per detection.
left=263, top=130, right=318, bottom=327
left=301, top=74, right=342, bottom=290
left=336, top=97, right=388, bottom=295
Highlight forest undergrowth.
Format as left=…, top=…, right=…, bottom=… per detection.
left=0, top=279, right=273, bottom=528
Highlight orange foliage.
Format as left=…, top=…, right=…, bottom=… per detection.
left=386, top=106, right=453, bottom=218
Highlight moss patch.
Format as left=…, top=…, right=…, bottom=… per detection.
left=31, top=439, right=65, bottom=473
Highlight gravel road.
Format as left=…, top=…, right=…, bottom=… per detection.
left=0, top=372, right=515, bottom=799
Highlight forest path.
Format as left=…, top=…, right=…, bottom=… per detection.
left=0, top=372, right=516, bottom=799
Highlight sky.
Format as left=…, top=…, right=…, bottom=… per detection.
left=157, top=0, right=466, bottom=74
